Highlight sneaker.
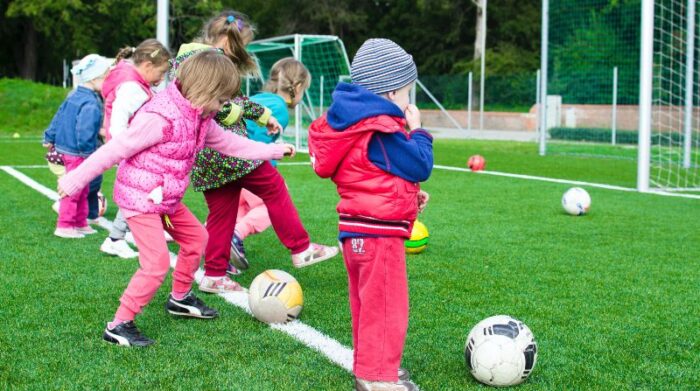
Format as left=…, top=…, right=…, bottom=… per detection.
left=87, top=218, right=101, bottom=225
left=291, top=243, right=339, bottom=268
left=398, top=368, right=410, bottom=382
left=54, top=228, right=85, bottom=239
left=102, top=321, right=154, bottom=347
left=230, top=234, right=249, bottom=270
left=76, top=226, right=97, bottom=235
left=100, top=238, right=139, bottom=259
left=355, top=378, right=419, bottom=391
left=165, top=291, right=219, bottom=319
left=199, top=275, right=245, bottom=294
left=226, top=263, right=242, bottom=277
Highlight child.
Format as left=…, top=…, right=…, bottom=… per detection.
left=99, top=39, right=171, bottom=259
left=171, top=10, right=337, bottom=294
left=308, top=39, right=433, bottom=391
left=230, top=58, right=311, bottom=270
left=57, top=51, right=295, bottom=347
left=43, top=54, right=112, bottom=238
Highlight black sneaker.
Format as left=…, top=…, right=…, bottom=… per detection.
left=103, top=321, right=154, bottom=347
left=165, top=291, right=218, bottom=319
left=230, top=234, right=249, bottom=270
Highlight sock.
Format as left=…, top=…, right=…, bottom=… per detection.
left=108, top=317, right=129, bottom=330
left=171, top=290, right=189, bottom=301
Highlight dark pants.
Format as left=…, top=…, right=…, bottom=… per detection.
left=87, top=175, right=103, bottom=219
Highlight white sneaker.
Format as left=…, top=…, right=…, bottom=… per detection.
left=76, top=226, right=97, bottom=235
left=100, top=238, right=139, bottom=259
left=54, top=228, right=85, bottom=239
left=355, top=378, right=418, bottom=391
left=198, top=275, right=245, bottom=294
left=291, top=243, right=339, bottom=268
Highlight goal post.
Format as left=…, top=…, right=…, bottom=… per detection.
left=638, top=0, right=700, bottom=192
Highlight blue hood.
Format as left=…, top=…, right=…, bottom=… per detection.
left=327, top=82, right=404, bottom=130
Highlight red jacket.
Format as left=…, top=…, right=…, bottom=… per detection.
left=309, top=114, right=419, bottom=238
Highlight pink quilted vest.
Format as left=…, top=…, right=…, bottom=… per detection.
left=112, top=82, right=209, bottom=215
left=101, top=60, right=153, bottom=141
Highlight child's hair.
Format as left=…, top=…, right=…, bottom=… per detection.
left=264, top=58, right=311, bottom=103
left=177, top=51, right=240, bottom=108
left=199, top=10, right=258, bottom=76
left=114, top=39, right=171, bottom=67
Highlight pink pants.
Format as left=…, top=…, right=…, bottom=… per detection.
left=235, top=189, right=272, bottom=239
left=114, top=203, right=207, bottom=321
left=203, top=162, right=310, bottom=277
left=342, top=236, right=409, bottom=382
left=57, top=155, right=88, bottom=228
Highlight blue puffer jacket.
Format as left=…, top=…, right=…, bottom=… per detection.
left=43, top=86, right=103, bottom=157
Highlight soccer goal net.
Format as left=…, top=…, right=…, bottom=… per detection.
left=246, top=35, right=352, bottom=151
left=639, top=0, right=700, bottom=191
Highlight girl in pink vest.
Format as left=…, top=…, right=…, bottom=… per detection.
left=58, top=51, right=295, bottom=347
left=99, top=39, right=171, bottom=260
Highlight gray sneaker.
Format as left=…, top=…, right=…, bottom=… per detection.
left=355, top=378, right=419, bottom=391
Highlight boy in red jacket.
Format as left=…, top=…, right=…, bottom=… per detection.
left=308, top=38, right=433, bottom=391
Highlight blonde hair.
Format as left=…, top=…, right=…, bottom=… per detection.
left=115, top=39, right=171, bottom=67
left=177, top=51, right=240, bottom=108
left=264, top=58, right=311, bottom=103
left=199, top=10, right=258, bottom=76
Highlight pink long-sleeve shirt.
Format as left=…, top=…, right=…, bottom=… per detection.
left=59, top=112, right=287, bottom=217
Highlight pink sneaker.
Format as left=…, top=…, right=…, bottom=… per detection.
left=198, top=275, right=245, bottom=294
left=291, top=243, right=339, bottom=268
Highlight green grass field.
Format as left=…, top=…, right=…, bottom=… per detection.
left=1, top=137, right=699, bottom=390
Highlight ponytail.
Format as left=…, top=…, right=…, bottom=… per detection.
left=264, top=58, right=311, bottom=104
left=114, top=39, right=171, bottom=67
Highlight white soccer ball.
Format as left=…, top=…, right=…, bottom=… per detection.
left=464, top=315, right=538, bottom=387
left=561, top=187, right=591, bottom=216
left=248, top=269, right=304, bottom=324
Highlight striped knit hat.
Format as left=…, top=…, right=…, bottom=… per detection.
left=351, top=38, right=417, bottom=94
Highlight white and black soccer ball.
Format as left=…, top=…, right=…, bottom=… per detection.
left=561, top=187, right=591, bottom=216
left=464, top=315, right=538, bottom=387
left=248, top=270, right=304, bottom=324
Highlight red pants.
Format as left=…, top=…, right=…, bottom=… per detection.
left=115, top=203, right=207, bottom=321
left=203, top=162, right=310, bottom=277
left=342, top=236, right=408, bottom=382
left=57, top=155, right=88, bottom=228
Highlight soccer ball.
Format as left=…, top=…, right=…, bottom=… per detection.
left=468, top=155, right=486, bottom=172
left=405, top=220, right=429, bottom=254
left=464, top=315, right=538, bottom=387
left=97, top=191, right=108, bottom=217
left=561, top=187, right=591, bottom=216
left=248, top=269, right=304, bottom=324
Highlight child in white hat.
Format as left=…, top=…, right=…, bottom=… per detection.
left=43, top=54, right=111, bottom=238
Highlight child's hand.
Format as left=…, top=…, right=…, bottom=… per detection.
left=282, top=143, right=296, bottom=158
left=417, top=190, right=430, bottom=213
left=43, top=142, right=53, bottom=149
left=405, top=104, right=422, bottom=130
left=57, top=185, right=67, bottom=199
left=267, top=116, right=283, bottom=135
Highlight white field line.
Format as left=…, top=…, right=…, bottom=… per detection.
left=0, top=165, right=354, bottom=373
left=279, top=160, right=700, bottom=200
left=6, top=165, right=48, bottom=169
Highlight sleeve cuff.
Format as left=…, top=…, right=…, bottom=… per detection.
left=221, top=103, right=243, bottom=126
left=255, top=108, right=272, bottom=126
left=411, top=128, right=433, bottom=140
